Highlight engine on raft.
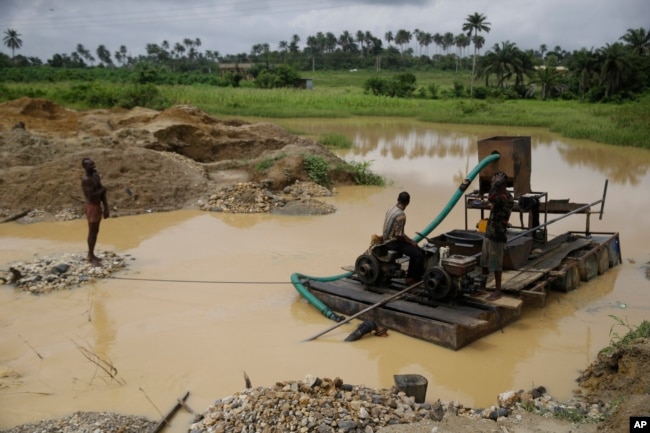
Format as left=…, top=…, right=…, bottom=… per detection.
left=353, top=237, right=485, bottom=304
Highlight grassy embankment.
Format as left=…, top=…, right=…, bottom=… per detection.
left=2, top=70, right=649, bottom=149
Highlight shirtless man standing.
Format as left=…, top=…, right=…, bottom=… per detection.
left=81, top=158, right=109, bottom=265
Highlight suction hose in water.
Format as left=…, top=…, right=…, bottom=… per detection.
left=291, top=152, right=501, bottom=321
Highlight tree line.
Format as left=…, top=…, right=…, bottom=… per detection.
left=2, top=13, right=649, bottom=102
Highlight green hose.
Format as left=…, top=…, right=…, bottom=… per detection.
left=291, top=153, right=501, bottom=321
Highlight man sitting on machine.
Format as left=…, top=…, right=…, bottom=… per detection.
left=382, top=191, right=425, bottom=285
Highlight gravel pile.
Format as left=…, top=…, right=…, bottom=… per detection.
left=200, top=181, right=335, bottom=215
left=0, top=411, right=156, bottom=433
left=0, top=251, right=128, bottom=294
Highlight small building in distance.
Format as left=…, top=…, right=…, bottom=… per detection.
left=218, top=63, right=254, bottom=79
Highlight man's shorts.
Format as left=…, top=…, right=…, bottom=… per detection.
left=480, top=238, right=505, bottom=272
left=85, top=202, right=102, bottom=223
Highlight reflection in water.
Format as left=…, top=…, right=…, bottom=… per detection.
left=91, top=288, right=116, bottom=359
left=1, top=118, right=649, bottom=431
left=557, top=141, right=649, bottom=185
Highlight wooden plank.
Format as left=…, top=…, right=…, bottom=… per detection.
left=307, top=279, right=488, bottom=328
left=467, top=292, right=523, bottom=309
left=497, top=237, right=592, bottom=292
left=521, top=280, right=547, bottom=307
left=549, top=261, right=580, bottom=292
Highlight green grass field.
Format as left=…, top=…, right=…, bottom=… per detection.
left=2, top=70, right=649, bottom=149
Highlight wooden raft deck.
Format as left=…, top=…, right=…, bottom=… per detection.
left=303, top=231, right=621, bottom=350
left=305, top=277, right=522, bottom=350
left=484, top=232, right=621, bottom=307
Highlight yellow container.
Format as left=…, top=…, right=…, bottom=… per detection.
left=477, top=218, right=488, bottom=233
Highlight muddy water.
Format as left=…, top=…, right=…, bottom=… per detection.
left=1, top=119, right=650, bottom=431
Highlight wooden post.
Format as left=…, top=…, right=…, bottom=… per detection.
left=153, top=391, right=190, bottom=433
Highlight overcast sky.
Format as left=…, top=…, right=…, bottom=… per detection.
left=1, top=0, right=648, bottom=61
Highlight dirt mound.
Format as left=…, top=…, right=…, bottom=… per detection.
left=576, top=333, right=650, bottom=433
left=0, top=98, right=354, bottom=221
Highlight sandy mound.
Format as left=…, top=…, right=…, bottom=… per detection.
left=0, top=98, right=353, bottom=222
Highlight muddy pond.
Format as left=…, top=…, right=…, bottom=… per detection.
left=1, top=118, right=649, bottom=432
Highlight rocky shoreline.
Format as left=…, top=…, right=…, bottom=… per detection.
left=0, top=372, right=610, bottom=433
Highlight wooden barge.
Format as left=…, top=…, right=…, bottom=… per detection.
left=296, top=136, right=622, bottom=350
left=300, top=227, right=620, bottom=350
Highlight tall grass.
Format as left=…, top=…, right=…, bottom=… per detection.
left=2, top=75, right=649, bottom=149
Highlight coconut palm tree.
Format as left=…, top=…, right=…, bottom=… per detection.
left=619, top=27, right=650, bottom=56
left=338, top=30, right=355, bottom=53
left=462, top=12, right=491, bottom=95
left=394, top=29, right=412, bottom=54
left=384, top=31, right=393, bottom=48
left=529, top=67, right=568, bottom=100
left=567, top=48, right=599, bottom=101
left=289, top=34, right=301, bottom=54
left=442, top=32, right=454, bottom=55
left=76, top=43, right=94, bottom=66
left=325, top=32, right=337, bottom=53
left=539, top=44, right=547, bottom=64
left=96, top=44, right=113, bottom=66
left=3, top=29, right=22, bottom=61
left=356, top=30, right=366, bottom=56
left=480, top=41, right=524, bottom=89
left=433, top=33, right=443, bottom=56
left=421, top=32, right=433, bottom=57
left=597, top=42, right=633, bottom=98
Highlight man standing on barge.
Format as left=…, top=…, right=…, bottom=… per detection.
left=479, top=172, right=514, bottom=300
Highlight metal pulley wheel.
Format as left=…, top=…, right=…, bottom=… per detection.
left=423, top=266, right=453, bottom=301
left=355, top=254, right=381, bottom=285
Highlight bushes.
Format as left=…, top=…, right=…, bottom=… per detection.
left=304, top=155, right=331, bottom=187
left=319, top=132, right=352, bottom=149
left=253, top=65, right=302, bottom=89
left=363, top=73, right=417, bottom=97
left=54, top=82, right=169, bottom=109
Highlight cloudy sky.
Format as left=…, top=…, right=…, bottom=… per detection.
left=1, top=0, right=648, bottom=61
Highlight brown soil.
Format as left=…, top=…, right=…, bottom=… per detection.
left=0, top=97, right=354, bottom=222
left=0, top=98, right=648, bottom=432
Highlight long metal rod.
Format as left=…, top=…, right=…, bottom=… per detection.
left=303, top=281, right=423, bottom=342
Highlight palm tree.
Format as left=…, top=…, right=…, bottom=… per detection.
left=433, top=33, right=443, bottom=56
left=597, top=42, right=633, bottom=98
left=96, top=44, right=113, bottom=66
left=567, top=48, right=598, bottom=101
left=114, top=45, right=128, bottom=66
left=480, top=41, right=524, bottom=89
left=306, top=35, right=319, bottom=71
left=289, top=34, right=300, bottom=54
left=462, top=12, right=491, bottom=95
left=76, top=43, right=94, bottom=66
left=356, top=30, right=365, bottom=56
left=174, top=42, right=185, bottom=60
left=539, top=44, right=547, bottom=64
left=3, top=29, right=23, bottom=62
left=619, top=27, right=650, bottom=56
left=325, top=32, right=337, bottom=53
left=529, top=67, right=568, bottom=100
left=442, top=32, right=454, bottom=55
left=384, top=31, right=393, bottom=48
left=454, top=34, right=470, bottom=72
left=421, top=32, right=433, bottom=57
left=338, top=30, right=355, bottom=53
left=394, top=29, right=412, bottom=54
